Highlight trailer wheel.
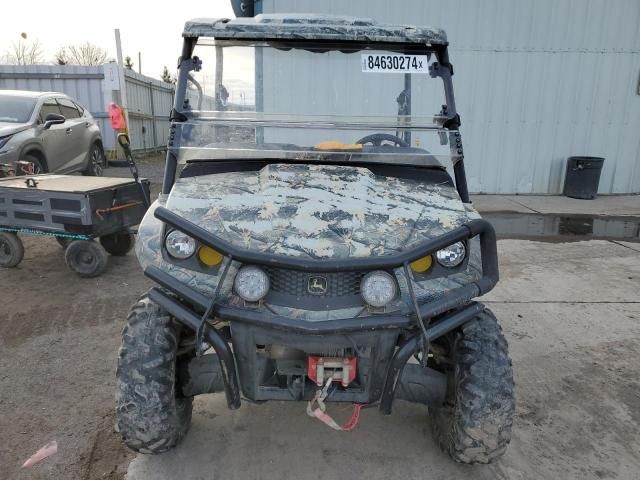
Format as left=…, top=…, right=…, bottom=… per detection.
left=116, top=295, right=193, bottom=453
left=64, top=240, right=108, bottom=277
left=100, top=232, right=134, bottom=256
left=429, top=308, right=515, bottom=464
left=56, top=237, right=72, bottom=249
left=0, top=232, right=24, bottom=268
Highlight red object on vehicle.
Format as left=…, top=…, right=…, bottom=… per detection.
left=307, top=356, right=357, bottom=387
left=108, top=102, right=126, bottom=129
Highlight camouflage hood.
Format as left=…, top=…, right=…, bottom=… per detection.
left=165, top=163, right=470, bottom=260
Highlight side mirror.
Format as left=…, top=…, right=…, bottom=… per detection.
left=43, top=113, right=65, bottom=130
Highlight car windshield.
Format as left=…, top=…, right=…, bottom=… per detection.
left=174, top=40, right=460, bottom=168
left=0, top=95, right=37, bottom=123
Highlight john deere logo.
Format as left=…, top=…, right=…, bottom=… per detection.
left=307, top=276, right=328, bottom=295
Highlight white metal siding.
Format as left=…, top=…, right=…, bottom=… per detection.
left=261, top=0, right=640, bottom=194
left=124, top=70, right=174, bottom=151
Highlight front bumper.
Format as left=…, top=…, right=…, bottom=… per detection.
left=147, top=206, right=499, bottom=411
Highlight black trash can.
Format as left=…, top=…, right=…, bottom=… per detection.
left=563, top=156, right=605, bottom=200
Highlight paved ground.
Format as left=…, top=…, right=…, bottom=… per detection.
left=472, top=193, right=640, bottom=216
left=1, top=161, right=639, bottom=479
left=124, top=239, right=640, bottom=480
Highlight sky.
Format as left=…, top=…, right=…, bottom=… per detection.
left=0, top=0, right=235, bottom=79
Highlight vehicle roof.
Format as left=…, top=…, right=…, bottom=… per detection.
left=0, top=90, right=64, bottom=98
left=183, top=14, right=448, bottom=46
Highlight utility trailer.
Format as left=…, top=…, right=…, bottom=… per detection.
left=0, top=175, right=150, bottom=277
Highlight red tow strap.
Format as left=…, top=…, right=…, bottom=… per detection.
left=306, top=377, right=364, bottom=431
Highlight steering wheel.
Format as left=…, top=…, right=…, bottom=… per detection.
left=356, top=133, right=409, bottom=148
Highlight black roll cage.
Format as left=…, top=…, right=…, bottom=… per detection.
left=162, top=36, right=470, bottom=203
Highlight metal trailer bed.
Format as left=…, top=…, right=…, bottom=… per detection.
left=0, top=174, right=150, bottom=277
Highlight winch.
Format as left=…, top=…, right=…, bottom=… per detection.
left=307, top=356, right=357, bottom=387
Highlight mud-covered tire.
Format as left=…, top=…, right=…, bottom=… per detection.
left=100, top=232, right=134, bottom=256
left=429, top=308, right=515, bottom=464
left=0, top=232, right=24, bottom=268
left=116, top=296, right=193, bottom=454
left=64, top=240, right=108, bottom=277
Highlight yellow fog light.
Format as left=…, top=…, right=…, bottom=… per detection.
left=410, top=255, right=433, bottom=273
left=198, top=246, right=223, bottom=267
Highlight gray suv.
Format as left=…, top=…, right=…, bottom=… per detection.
left=0, top=90, right=105, bottom=175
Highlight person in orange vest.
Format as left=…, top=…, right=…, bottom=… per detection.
left=109, top=102, right=127, bottom=130
left=108, top=102, right=128, bottom=161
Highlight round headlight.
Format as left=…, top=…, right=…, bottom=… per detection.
left=165, top=230, right=196, bottom=259
left=361, top=271, right=397, bottom=308
left=234, top=266, right=270, bottom=302
left=436, top=242, right=466, bottom=268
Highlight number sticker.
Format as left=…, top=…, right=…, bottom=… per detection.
left=362, top=54, right=429, bottom=73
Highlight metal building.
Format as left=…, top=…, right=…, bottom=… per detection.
left=244, top=0, right=640, bottom=194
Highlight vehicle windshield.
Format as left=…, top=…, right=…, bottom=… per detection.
left=0, top=95, right=37, bottom=123
left=175, top=40, right=459, bottom=168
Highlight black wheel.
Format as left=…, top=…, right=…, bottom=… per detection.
left=0, top=232, right=24, bottom=268
left=64, top=240, right=108, bottom=277
left=116, top=295, right=193, bottom=453
left=356, top=133, right=409, bottom=147
left=429, top=308, right=515, bottom=464
left=83, top=143, right=105, bottom=177
left=100, top=232, right=134, bottom=256
left=56, top=237, right=72, bottom=249
left=18, top=154, right=46, bottom=175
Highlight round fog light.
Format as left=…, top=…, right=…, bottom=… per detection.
left=436, top=242, right=466, bottom=268
left=361, top=271, right=397, bottom=308
left=165, top=230, right=196, bottom=259
left=234, top=266, right=270, bottom=302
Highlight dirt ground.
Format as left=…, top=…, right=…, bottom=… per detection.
left=1, top=160, right=639, bottom=479
left=0, top=162, right=162, bottom=480
left=0, top=226, right=152, bottom=479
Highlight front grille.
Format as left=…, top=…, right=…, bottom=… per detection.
left=264, top=267, right=364, bottom=298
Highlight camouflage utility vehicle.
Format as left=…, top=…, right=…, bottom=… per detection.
left=116, top=14, right=515, bottom=464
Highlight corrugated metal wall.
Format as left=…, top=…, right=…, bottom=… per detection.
left=261, top=0, right=640, bottom=194
left=0, top=64, right=174, bottom=154
left=123, top=70, right=174, bottom=152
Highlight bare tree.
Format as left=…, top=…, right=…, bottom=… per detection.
left=54, top=47, right=69, bottom=65
left=161, top=66, right=176, bottom=84
left=57, top=42, right=108, bottom=66
left=3, top=37, right=44, bottom=65
left=124, top=56, right=134, bottom=70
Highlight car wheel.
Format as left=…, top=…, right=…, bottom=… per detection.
left=83, top=144, right=105, bottom=177
left=18, top=154, right=46, bottom=175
